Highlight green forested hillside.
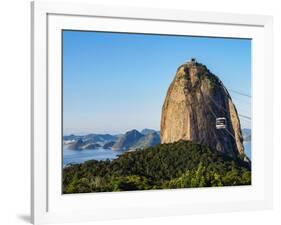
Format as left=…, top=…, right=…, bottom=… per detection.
left=63, top=140, right=251, bottom=193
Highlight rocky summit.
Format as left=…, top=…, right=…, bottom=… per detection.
left=160, top=59, right=246, bottom=160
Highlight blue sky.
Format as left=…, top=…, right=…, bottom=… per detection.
left=63, top=30, right=251, bottom=135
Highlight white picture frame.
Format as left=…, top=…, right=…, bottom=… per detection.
left=31, top=1, right=273, bottom=224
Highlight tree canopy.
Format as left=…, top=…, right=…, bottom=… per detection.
left=63, top=140, right=251, bottom=193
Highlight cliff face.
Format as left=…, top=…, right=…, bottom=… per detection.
left=160, top=61, right=245, bottom=159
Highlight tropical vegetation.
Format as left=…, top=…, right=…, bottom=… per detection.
left=63, top=140, right=251, bottom=193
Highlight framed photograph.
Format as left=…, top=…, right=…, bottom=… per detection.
left=31, top=1, right=273, bottom=224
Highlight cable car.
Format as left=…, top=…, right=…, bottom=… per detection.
left=216, top=117, right=226, bottom=129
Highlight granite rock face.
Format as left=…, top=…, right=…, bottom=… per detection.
left=160, top=60, right=245, bottom=159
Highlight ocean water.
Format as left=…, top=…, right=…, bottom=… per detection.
left=63, top=148, right=121, bottom=167
left=63, top=142, right=252, bottom=167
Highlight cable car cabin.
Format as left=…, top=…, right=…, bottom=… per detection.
left=216, top=117, right=226, bottom=129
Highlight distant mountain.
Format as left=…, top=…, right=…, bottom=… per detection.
left=141, top=128, right=156, bottom=135
left=83, top=133, right=117, bottom=143
left=244, top=135, right=251, bottom=142
left=131, top=131, right=160, bottom=150
left=83, top=143, right=101, bottom=150
left=64, top=133, right=118, bottom=150
left=67, top=139, right=84, bottom=150
left=112, top=129, right=144, bottom=151
left=64, top=129, right=161, bottom=151
left=63, top=134, right=83, bottom=142
left=242, top=129, right=251, bottom=142
left=64, top=133, right=117, bottom=142
left=103, top=141, right=116, bottom=149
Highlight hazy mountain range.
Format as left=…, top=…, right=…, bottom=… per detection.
left=242, top=128, right=251, bottom=142
left=64, top=128, right=250, bottom=152
left=63, top=129, right=161, bottom=151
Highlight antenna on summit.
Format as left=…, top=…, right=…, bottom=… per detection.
left=191, top=58, right=196, bottom=63
left=187, top=58, right=197, bottom=65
